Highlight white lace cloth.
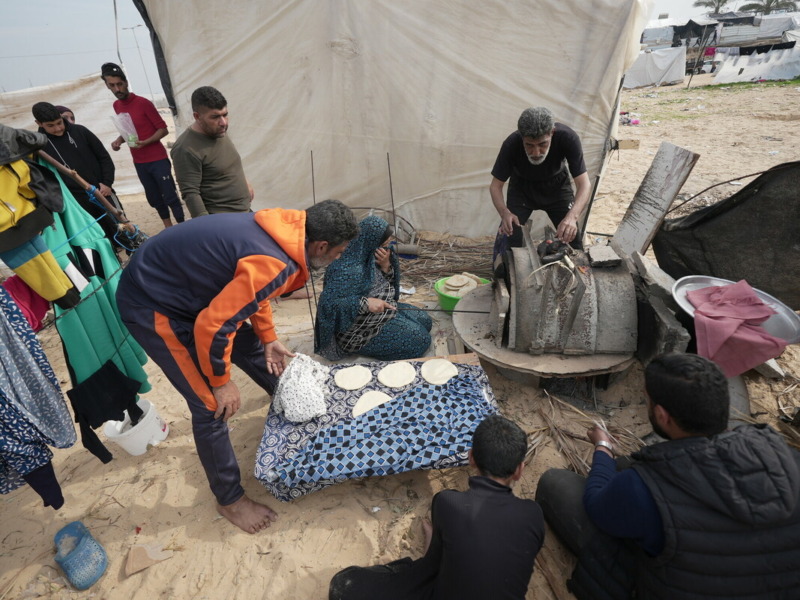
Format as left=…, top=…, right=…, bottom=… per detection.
left=271, top=353, right=331, bottom=423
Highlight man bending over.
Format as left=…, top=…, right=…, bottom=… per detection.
left=116, top=199, right=358, bottom=534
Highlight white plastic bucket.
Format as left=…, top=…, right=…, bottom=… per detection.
left=103, top=398, right=169, bottom=456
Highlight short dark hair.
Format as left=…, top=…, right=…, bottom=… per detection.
left=32, top=102, right=62, bottom=123
left=518, top=107, right=554, bottom=139
left=645, top=353, right=729, bottom=436
left=191, top=86, right=227, bottom=112
left=305, top=199, right=358, bottom=247
left=100, top=62, right=127, bottom=82
left=471, top=415, right=527, bottom=478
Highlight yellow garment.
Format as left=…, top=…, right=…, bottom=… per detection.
left=12, top=247, right=75, bottom=302
left=0, top=158, right=75, bottom=301
left=0, top=160, right=38, bottom=231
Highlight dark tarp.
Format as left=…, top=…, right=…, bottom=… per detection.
left=132, top=0, right=176, bottom=115
left=652, top=161, right=800, bottom=309
left=740, top=40, right=796, bottom=55
left=710, top=12, right=756, bottom=26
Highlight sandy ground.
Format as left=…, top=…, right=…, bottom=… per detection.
left=2, top=74, right=800, bottom=599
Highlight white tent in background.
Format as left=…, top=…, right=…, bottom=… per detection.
left=784, top=29, right=800, bottom=43
left=0, top=74, right=167, bottom=195
left=714, top=47, right=800, bottom=83
left=624, top=47, right=687, bottom=89
left=133, top=0, right=651, bottom=236
left=720, top=12, right=800, bottom=45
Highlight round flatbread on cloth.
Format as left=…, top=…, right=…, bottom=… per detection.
left=377, top=361, right=417, bottom=388
left=334, top=365, right=373, bottom=391
left=420, top=358, right=459, bottom=385
left=353, top=390, right=393, bottom=417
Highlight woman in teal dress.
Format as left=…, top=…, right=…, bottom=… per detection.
left=314, top=215, right=432, bottom=361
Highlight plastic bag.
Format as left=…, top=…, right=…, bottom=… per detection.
left=110, top=113, right=139, bottom=147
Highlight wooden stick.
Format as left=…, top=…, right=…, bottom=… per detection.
left=37, top=150, right=135, bottom=233
left=535, top=552, right=573, bottom=600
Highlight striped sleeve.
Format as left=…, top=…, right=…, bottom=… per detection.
left=194, top=255, right=298, bottom=386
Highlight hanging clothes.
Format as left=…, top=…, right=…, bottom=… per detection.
left=0, top=124, right=79, bottom=307
left=37, top=158, right=151, bottom=462
left=0, top=286, right=75, bottom=508
left=66, top=360, right=143, bottom=463
left=2, top=274, right=50, bottom=332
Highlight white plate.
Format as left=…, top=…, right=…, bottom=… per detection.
left=672, top=276, right=800, bottom=344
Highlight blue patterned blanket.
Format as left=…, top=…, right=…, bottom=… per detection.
left=254, top=361, right=497, bottom=501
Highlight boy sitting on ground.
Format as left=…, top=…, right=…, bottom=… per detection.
left=329, top=414, right=545, bottom=600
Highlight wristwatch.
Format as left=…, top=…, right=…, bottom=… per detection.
left=595, top=440, right=614, bottom=453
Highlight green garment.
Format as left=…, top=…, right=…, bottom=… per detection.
left=39, top=160, right=151, bottom=393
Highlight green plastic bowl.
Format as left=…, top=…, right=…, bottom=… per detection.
left=434, top=276, right=489, bottom=312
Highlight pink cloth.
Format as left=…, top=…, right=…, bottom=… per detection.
left=1, top=275, right=50, bottom=332
left=687, top=280, right=787, bottom=377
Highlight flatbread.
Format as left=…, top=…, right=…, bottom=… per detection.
left=444, top=274, right=470, bottom=290
left=420, top=358, right=459, bottom=385
left=334, top=365, right=373, bottom=391
left=461, top=272, right=484, bottom=284
left=352, top=390, right=393, bottom=417
left=449, top=279, right=477, bottom=298
left=377, top=361, right=416, bottom=388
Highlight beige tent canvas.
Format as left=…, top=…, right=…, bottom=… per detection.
left=134, top=0, right=652, bottom=236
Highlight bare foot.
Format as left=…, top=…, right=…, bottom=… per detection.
left=217, top=495, right=278, bottom=534
left=421, top=518, right=433, bottom=553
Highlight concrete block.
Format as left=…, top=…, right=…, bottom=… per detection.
left=637, top=295, right=690, bottom=364
left=593, top=265, right=637, bottom=353
left=588, top=245, right=622, bottom=268
left=631, top=251, right=679, bottom=310
left=611, top=142, right=699, bottom=258
left=752, top=359, right=785, bottom=379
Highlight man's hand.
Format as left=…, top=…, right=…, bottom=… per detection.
left=366, top=298, right=396, bottom=313
left=588, top=425, right=613, bottom=457
left=98, top=183, right=113, bottom=197
left=264, top=340, right=296, bottom=376
left=212, top=380, right=241, bottom=421
left=556, top=213, right=579, bottom=244
left=374, top=247, right=391, bottom=272
left=111, top=138, right=123, bottom=151
left=499, top=209, right=520, bottom=237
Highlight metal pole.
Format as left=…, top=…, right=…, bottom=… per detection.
left=123, top=24, right=155, bottom=99
left=387, top=152, right=398, bottom=237
left=310, top=150, right=317, bottom=204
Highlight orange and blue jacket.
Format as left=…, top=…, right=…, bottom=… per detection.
left=121, top=208, right=309, bottom=387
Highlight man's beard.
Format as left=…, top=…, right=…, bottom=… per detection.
left=308, top=257, right=327, bottom=272
left=527, top=150, right=548, bottom=165
left=649, top=413, right=671, bottom=440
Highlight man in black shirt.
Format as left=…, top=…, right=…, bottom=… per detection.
left=490, top=106, right=590, bottom=249
left=32, top=101, right=123, bottom=250
left=329, top=415, right=545, bottom=600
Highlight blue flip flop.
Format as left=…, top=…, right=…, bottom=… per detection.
left=54, top=521, right=108, bottom=590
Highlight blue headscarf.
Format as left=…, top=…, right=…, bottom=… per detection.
left=314, top=215, right=400, bottom=360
